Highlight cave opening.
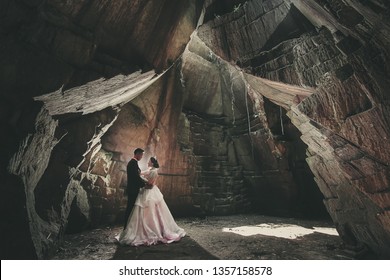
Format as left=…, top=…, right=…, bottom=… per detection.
left=261, top=97, right=329, bottom=219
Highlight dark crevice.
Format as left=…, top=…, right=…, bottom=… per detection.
left=260, top=4, right=316, bottom=52
left=203, top=0, right=248, bottom=23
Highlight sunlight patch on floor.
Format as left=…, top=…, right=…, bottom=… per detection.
left=222, top=223, right=339, bottom=239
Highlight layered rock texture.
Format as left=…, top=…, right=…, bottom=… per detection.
left=1, top=0, right=389, bottom=259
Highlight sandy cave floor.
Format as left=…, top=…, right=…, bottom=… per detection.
left=51, top=214, right=365, bottom=260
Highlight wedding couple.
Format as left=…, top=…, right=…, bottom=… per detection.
left=116, top=148, right=186, bottom=246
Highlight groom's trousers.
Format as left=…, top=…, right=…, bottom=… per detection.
left=124, top=191, right=138, bottom=229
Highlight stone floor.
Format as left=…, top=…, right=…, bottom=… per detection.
left=51, top=214, right=370, bottom=260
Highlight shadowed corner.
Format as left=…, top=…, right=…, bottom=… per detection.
left=111, top=236, right=219, bottom=260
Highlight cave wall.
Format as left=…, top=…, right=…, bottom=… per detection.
left=180, top=33, right=323, bottom=216
left=196, top=0, right=390, bottom=256
left=1, top=0, right=204, bottom=259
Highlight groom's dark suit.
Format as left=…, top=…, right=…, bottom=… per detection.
left=124, top=158, right=145, bottom=229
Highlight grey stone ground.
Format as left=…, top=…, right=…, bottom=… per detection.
left=52, top=214, right=358, bottom=260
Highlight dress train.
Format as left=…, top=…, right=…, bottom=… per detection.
left=117, top=184, right=186, bottom=246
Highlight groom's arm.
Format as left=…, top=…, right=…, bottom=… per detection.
left=127, top=161, right=146, bottom=188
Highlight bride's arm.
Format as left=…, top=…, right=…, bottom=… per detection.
left=144, top=170, right=157, bottom=188
left=140, top=169, right=155, bottom=188
left=140, top=169, right=148, bottom=175
left=137, top=170, right=151, bottom=188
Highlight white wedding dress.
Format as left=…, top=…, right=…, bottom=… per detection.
left=117, top=167, right=186, bottom=246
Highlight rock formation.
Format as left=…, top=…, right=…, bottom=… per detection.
left=1, top=0, right=389, bottom=259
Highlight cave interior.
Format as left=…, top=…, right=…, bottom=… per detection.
left=1, top=0, right=390, bottom=259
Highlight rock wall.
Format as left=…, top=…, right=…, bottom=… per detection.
left=1, top=0, right=203, bottom=259
left=196, top=0, right=390, bottom=256
left=180, top=33, right=324, bottom=216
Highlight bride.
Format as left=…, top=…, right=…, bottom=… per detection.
left=117, top=157, right=186, bottom=246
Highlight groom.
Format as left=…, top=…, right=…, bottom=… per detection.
left=124, top=148, right=147, bottom=229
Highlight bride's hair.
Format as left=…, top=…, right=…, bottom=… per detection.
left=150, top=157, right=159, bottom=168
